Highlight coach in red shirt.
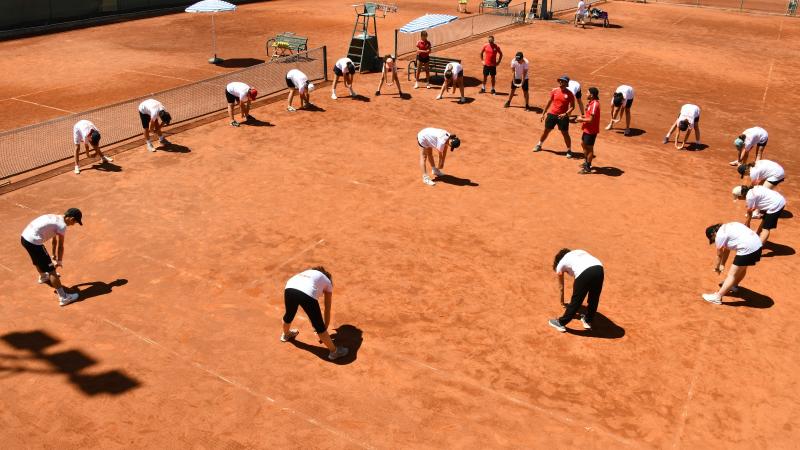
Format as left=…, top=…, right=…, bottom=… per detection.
left=479, top=36, right=503, bottom=95
left=533, top=75, right=576, bottom=157
left=575, top=87, right=600, bottom=174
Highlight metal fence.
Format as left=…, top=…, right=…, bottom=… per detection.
left=394, top=3, right=527, bottom=57
left=647, top=0, right=795, bottom=15
left=0, top=47, right=327, bottom=181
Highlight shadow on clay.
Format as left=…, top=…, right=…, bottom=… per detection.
left=69, top=278, right=128, bottom=303
left=565, top=310, right=625, bottom=339
left=723, top=287, right=774, bottom=308
left=289, top=324, right=362, bottom=365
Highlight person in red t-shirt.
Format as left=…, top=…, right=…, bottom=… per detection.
left=575, top=87, right=600, bottom=174
left=414, top=31, right=432, bottom=89
left=479, top=36, right=503, bottom=95
left=533, top=75, right=576, bottom=157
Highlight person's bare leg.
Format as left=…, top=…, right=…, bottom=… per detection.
left=664, top=123, right=677, bottom=142
left=331, top=74, right=339, bottom=97
left=694, top=122, right=701, bottom=143
left=757, top=222, right=770, bottom=243
left=393, top=71, right=404, bottom=95
left=437, top=81, right=447, bottom=99
left=228, top=103, right=235, bottom=122
left=458, top=79, right=465, bottom=101
left=561, top=129, right=572, bottom=150
left=490, top=74, right=496, bottom=92
left=424, top=65, right=431, bottom=87
left=578, top=97, right=585, bottom=116
left=624, top=107, right=631, bottom=131
left=317, top=331, right=337, bottom=352
left=539, top=128, right=552, bottom=144
left=420, top=148, right=429, bottom=177
left=153, top=122, right=163, bottom=140
left=437, top=148, right=447, bottom=170
left=427, top=150, right=437, bottom=171
left=716, top=265, right=747, bottom=298
left=287, top=90, right=295, bottom=108
left=506, top=86, right=516, bottom=105
left=49, top=272, right=64, bottom=291
left=523, top=89, right=530, bottom=109
left=606, top=107, right=618, bottom=130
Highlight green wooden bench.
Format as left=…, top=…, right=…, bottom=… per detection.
left=407, top=56, right=462, bottom=82
left=265, top=32, right=309, bottom=60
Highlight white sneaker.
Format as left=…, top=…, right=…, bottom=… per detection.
left=604, top=124, right=612, bottom=130
left=102, top=155, right=113, bottom=163
left=59, top=292, right=79, bottom=307
left=702, top=293, right=722, bottom=305
left=435, top=95, right=442, bottom=100
left=328, top=346, right=349, bottom=360
left=349, top=89, right=356, bottom=97
left=74, top=166, right=80, bottom=174
left=146, top=142, right=156, bottom=152
left=331, top=92, right=337, bottom=99
left=37, top=274, right=49, bottom=284
left=432, top=167, right=444, bottom=177
left=422, top=175, right=436, bottom=186
left=280, top=329, right=299, bottom=342
left=414, top=82, right=419, bottom=89
left=579, top=314, right=592, bottom=329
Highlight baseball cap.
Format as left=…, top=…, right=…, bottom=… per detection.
left=705, top=224, right=721, bottom=244
left=557, top=75, right=570, bottom=82
left=731, top=185, right=745, bottom=199
left=307, top=82, right=315, bottom=92
left=733, top=137, right=745, bottom=148
left=515, top=51, right=524, bottom=60
left=449, top=135, right=461, bottom=150
left=64, top=208, right=83, bottom=225
left=737, top=164, right=748, bottom=178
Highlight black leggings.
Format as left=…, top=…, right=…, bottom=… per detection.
left=559, top=265, right=604, bottom=326
left=283, top=288, right=326, bottom=333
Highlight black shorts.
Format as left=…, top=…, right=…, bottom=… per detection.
left=139, top=112, right=151, bottom=130
left=582, top=132, right=597, bottom=146
left=757, top=139, right=768, bottom=148
left=283, top=288, right=326, bottom=333
left=416, top=54, right=430, bottom=64
left=545, top=113, right=570, bottom=131
left=21, top=236, right=55, bottom=274
left=574, top=90, right=582, bottom=100
left=767, top=178, right=784, bottom=186
left=333, top=66, right=343, bottom=77
left=511, top=79, right=529, bottom=91
left=625, top=98, right=633, bottom=108
left=483, top=65, right=497, bottom=76
left=733, top=247, right=762, bottom=266
left=761, top=207, right=783, bottom=230
left=285, top=76, right=295, bottom=89
left=225, top=89, right=238, bottom=104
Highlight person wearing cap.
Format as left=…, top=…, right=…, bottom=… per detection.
left=375, top=54, right=405, bottom=97
left=285, top=68, right=315, bottom=112
left=533, top=75, right=576, bottom=157
left=331, top=57, right=358, bottom=100
left=138, top=98, right=172, bottom=152
left=663, top=103, right=701, bottom=149
left=737, top=159, right=785, bottom=190
left=479, top=36, right=503, bottom=95
left=437, top=62, right=466, bottom=104
left=281, top=266, right=349, bottom=361
left=574, top=87, right=600, bottom=174
left=225, top=82, right=258, bottom=127
left=548, top=248, right=604, bottom=333
left=732, top=185, right=786, bottom=244
left=72, top=119, right=113, bottom=174
left=703, top=222, right=763, bottom=305
left=732, top=126, right=769, bottom=166
left=566, top=78, right=585, bottom=117
left=414, top=31, right=432, bottom=89
left=417, top=127, right=461, bottom=186
left=504, top=52, right=530, bottom=110
left=20, top=209, right=83, bottom=307
left=605, top=85, right=634, bottom=136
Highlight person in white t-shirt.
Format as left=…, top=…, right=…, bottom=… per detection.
left=662, top=103, right=701, bottom=149
left=281, top=267, right=349, bottom=360
left=703, top=222, right=763, bottom=304
left=331, top=57, right=357, bottom=99
left=732, top=126, right=768, bottom=166
left=285, top=69, right=315, bottom=112
left=20, top=209, right=83, bottom=306
left=566, top=78, right=585, bottom=116
left=606, top=85, right=634, bottom=136
left=72, top=120, right=113, bottom=174
left=549, top=248, right=604, bottom=332
left=737, top=159, right=785, bottom=190
left=417, top=127, right=461, bottom=186
left=137, top=98, right=172, bottom=152
left=225, top=82, right=258, bottom=127
left=375, top=54, right=405, bottom=97
left=437, top=62, right=466, bottom=104
left=733, top=185, right=786, bottom=244
left=505, top=52, right=531, bottom=110
left=575, top=0, right=588, bottom=28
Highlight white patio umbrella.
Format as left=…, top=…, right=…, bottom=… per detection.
left=185, top=0, right=237, bottom=64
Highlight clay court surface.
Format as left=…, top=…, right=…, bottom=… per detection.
left=1, top=1, right=800, bottom=447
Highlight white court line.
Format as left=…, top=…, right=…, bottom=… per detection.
left=101, top=317, right=374, bottom=450
left=124, top=70, right=196, bottom=83
left=135, top=253, right=224, bottom=289
left=762, top=59, right=774, bottom=107
left=672, top=15, right=688, bottom=26
left=271, top=239, right=326, bottom=272
left=777, top=18, right=784, bottom=41
left=11, top=98, right=75, bottom=114
left=671, top=319, right=714, bottom=448
left=0, top=262, right=15, bottom=273
left=591, top=54, right=624, bottom=76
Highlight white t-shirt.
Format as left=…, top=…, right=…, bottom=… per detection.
left=286, top=69, right=309, bottom=93
left=138, top=99, right=164, bottom=120
left=577, top=1, right=587, bottom=15
left=226, top=82, right=251, bottom=101
left=21, top=214, right=67, bottom=246
left=511, top=58, right=529, bottom=80
left=445, top=62, right=463, bottom=76
left=749, top=160, right=784, bottom=183
left=615, top=85, right=634, bottom=100
left=285, top=269, right=333, bottom=299
left=567, top=80, right=581, bottom=97
left=417, top=128, right=451, bottom=153
left=715, top=222, right=762, bottom=256
left=743, top=127, right=768, bottom=150
left=335, top=57, right=354, bottom=74
left=555, top=249, right=603, bottom=278
left=72, top=120, right=97, bottom=145
left=746, top=186, right=786, bottom=214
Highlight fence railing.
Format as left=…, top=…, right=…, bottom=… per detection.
left=0, top=47, right=327, bottom=181
left=642, top=0, right=794, bottom=15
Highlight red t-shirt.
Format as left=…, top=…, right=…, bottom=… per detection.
left=416, top=40, right=431, bottom=56
left=482, top=43, right=502, bottom=67
left=582, top=99, right=601, bottom=135
left=548, top=88, right=575, bottom=115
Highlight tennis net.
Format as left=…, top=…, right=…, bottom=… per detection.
left=647, top=0, right=792, bottom=15
left=0, top=46, right=327, bottom=182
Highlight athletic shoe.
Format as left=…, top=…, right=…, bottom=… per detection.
left=435, top=95, right=442, bottom=100
left=59, top=292, right=79, bottom=307
left=548, top=318, right=566, bottom=332
left=491, top=88, right=496, bottom=95
left=349, top=89, right=356, bottom=97
left=375, top=90, right=381, bottom=96
left=662, top=136, right=669, bottom=144
left=457, top=98, right=466, bottom=104
left=702, top=293, right=722, bottom=305
left=578, top=165, right=591, bottom=175
left=426, top=84, right=432, bottom=89
left=74, top=166, right=80, bottom=174
left=729, top=160, right=740, bottom=166
left=422, top=175, right=436, bottom=186
left=280, top=329, right=299, bottom=342
left=328, top=346, right=349, bottom=360
left=525, top=105, right=531, bottom=111
left=532, top=144, right=542, bottom=152
left=287, top=106, right=297, bottom=112
left=230, top=120, right=240, bottom=127
left=579, top=314, right=592, bottom=330
left=146, top=142, right=156, bottom=152
left=432, top=167, right=444, bottom=177
left=159, top=137, right=171, bottom=145
left=479, top=87, right=486, bottom=94
left=414, top=82, right=419, bottom=89
left=102, top=156, right=113, bottom=163
left=331, top=92, right=337, bottom=100
left=604, top=124, right=612, bottom=131
left=37, top=274, right=49, bottom=284
left=695, top=141, right=702, bottom=145
left=623, top=129, right=632, bottom=136
left=565, top=151, right=575, bottom=159
left=503, top=101, right=510, bottom=108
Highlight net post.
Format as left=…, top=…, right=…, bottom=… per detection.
left=323, top=45, right=328, bottom=81
left=394, top=29, right=398, bottom=58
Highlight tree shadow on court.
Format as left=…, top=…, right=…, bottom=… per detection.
left=1, top=330, right=140, bottom=395
left=541, top=149, right=585, bottom=159
left=565, top=311, right=625, bottom=339
left=158, top=143, right=191, bottom=153
left=434, top=174, right=479, bottom=186
left=68, top=279, right=128, bottom=303
left=289, top=324, right=362, bottom=365
left=592, top=166, right=624, bottom=177
left=90, top=160, right=122, bottom=172
left=762, top=241, right=795, bottom=258
left=244, top=116, right=274, bottom=127
left=723, top=287, right=774, bottom=308
left=217, top=58, right=265, bottom=68
left=779, top=209, right=793, bottom=219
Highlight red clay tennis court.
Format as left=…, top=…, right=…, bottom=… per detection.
left=1, top=1, right=799, bottom=447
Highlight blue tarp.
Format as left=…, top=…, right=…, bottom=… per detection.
left=399, top=14, right=458, bottom=33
